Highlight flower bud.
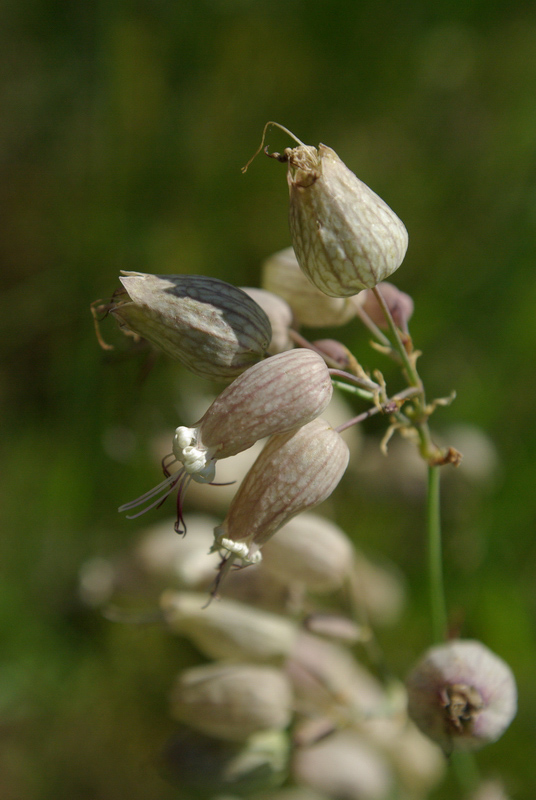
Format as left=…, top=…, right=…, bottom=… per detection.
left=241, top=287, right=295, bottom=354
left=286, top=632, right=384, bottom=720
left=262, top=247, right=356, bottom=327
left=311, top=339, right=361, bottom=375
left=160, top=590, right=297, bottom=663
left=292, top=731, right=392, bottom=800
left=261, top=512, right=354, bottom=593
left=406, top=639, right=517, bottom=753
left=283, top=142, right=408, bottom=297
left=361, top=281, right=414, bottom=332
left=111, top=272, right=271, bottom=381
left=214, top=418, right=349, bottom=565
left=170, top=662, right=293, bottom=742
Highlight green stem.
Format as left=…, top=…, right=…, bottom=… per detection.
left=427, top=465, right=448, bottom=643
left=451, top=751, right=481, bottom=795
left=372, top=286, right=420, bottom=388
left=371, top=286, right=440, bottom=462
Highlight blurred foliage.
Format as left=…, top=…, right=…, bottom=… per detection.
left=1, top=0, right=536, bottom=797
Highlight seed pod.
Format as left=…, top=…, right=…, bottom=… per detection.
left=262, top=247, right=356, bottom=327
left=406, top=639, right=517, bottom=753
left=161, top=591, right=297, bottom=663
left=214, top=418, right=349, bottom=564
left=111, top=272, right=272, bottom=381
left=283, top=142, right=408, bottom=297
left=174, top=348, right=333, bottom=479
left=361, top=281, right=414, bottom=332
left=170, top=662, right=293, bottom=742
left=241, top=287, right=295, bottom=354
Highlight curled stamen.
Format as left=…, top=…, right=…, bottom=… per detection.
left=162, top=452, right=178, bottom=478
left=174, top=471, right=192, bottom=535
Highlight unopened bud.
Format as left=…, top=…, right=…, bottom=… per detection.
left=287, top=632, right=384, bottom=720
left=292, top=731, right=392, bottom=800
left=214, top=418, right=349, bottom=565
left=262, top=247, right=356, bottom=327
left=161, top=590, right=297, bottom=663
left=361, top=281, right=414, bottom=332
left=241, top=287, right=295, bottom=354
left=280, top=139, right=408, bottom=297
left=311, top=339, right=359, bottom=373
left=261, top=512, right=353, bottom=593
left=111, top=272, right=271, bottom=381
left=170, top=662, right=293, bottom=741
left=406, top=639, right=517, bottom=753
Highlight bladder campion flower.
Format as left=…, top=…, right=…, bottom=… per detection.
left=213, top=417, right=349, bottom=569
left=119, top=349, right=333, bottom=531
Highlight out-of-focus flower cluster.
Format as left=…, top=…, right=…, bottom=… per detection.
left=84, top=508, right=448, bottom=800
left=90, top=129, right=517, bottom=799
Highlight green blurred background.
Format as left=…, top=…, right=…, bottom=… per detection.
left=2, top=0, right=536, bottom=797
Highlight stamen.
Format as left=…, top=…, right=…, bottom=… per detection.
left=118, top=469, right=184, bottom=518
left=174, top=471, right=192, bottom=536
left=162, top=452, right=177, bottom=477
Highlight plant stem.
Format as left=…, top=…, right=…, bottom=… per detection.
left=372, top=286, right=420, bottom=388
left=427, top=465, right=447, bottom=643
left=334, top=386, right=420, bottom=433
left=451, top=751, right=480, bottom=795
